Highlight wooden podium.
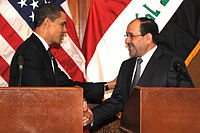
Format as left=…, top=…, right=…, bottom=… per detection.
left=0, top=87, right=83, bottom=133
left=120, top=87, right=200, bottom=133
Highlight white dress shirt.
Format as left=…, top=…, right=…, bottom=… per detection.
left=131, top=45, right=157, bottom=83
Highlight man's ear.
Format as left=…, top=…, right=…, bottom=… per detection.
left=145, top=33, right=152, bottom=42
left=43, top=17, right=51, bottom=28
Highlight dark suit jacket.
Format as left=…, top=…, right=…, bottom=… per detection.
left=9, top=33, right=104, bottom=100
left=92, top=46, right=194, bottom=127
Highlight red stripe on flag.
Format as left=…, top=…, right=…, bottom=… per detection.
left=66, top=14, right=81, bottom=50
left=82, top=0, right=131, bottom=66
left=0, top=14, right=24, bottom=51
left=51, top=46, right=85, bottom=82
left=0, top=56, right=10, bottom=84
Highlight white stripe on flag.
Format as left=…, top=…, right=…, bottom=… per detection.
left=86, top=0, right=183, bottom=82
left=61, top=36, right=86, bottom=75
left=0, top=0, right=32, bottom=40
left=155, top=0, right=183, bottom=31
left=0, top=76, right=7, bottom=87
left=0, top=35, right=15, bottom=65
left=61, top=1, right=73, bottom=20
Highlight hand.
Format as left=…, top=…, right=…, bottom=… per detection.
left=83, top=106, right=93, bottom=127
left=107, top=77, right=117, bottom=89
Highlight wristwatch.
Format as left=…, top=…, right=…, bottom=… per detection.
left=104, top=83, right=110, bottom=91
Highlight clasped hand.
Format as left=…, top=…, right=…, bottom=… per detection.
left=83, top=106, right=93, bottom=127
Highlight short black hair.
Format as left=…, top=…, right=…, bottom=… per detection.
left=138, top=17, right=159, bottom=44
left=34, top=3, right=65, bottom=28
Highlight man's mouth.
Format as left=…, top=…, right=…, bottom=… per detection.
left=60, top=34, right=65, bottom=40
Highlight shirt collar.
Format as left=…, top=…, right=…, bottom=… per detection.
left=140, top=45, right=157, bottom=62
left=33, top=32, right=49, bottom=51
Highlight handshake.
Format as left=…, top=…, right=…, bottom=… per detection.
left=83, top=100, right=93, bottom=127
left=82, top=78, right=117, bottom=127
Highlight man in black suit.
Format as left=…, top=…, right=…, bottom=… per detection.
left=83, top=17, right=194, bottom=129
left=9, top=3, right=110, bottom=100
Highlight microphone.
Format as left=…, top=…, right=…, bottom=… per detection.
left=176, top=63, right=187, bottom=76
left=17, top=55, right=24, bottom=87
left=17, top=54, right=24, bottom=70
left=173, top=61, right=188, bottom=87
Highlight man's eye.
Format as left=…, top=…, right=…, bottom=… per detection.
left=129, top=34, right=134, bottom=38
left=61, top=23, right=66, bottom=27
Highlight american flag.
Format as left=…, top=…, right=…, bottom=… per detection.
left=0, top=0, right=85, bottom=87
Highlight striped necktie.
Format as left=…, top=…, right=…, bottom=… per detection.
left=130, top=58, right=143, bottom=94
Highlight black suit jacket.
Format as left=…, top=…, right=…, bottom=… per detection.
left=9, top=33, right=104, bottom=100
left=92, top=46, right=194, bottom=127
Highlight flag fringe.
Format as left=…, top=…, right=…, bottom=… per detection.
left=185, top=41, right=200, bottom=67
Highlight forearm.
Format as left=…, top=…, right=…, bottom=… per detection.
left=75, top=81, right=105, bottom=100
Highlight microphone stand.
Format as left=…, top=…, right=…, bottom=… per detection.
left=176, top=71, right=181, bottom=87
left=17, top=55, right=24, bottom=87
left=176, top=64, right=184, bottom=87
left=18, top=65, right=23, bottom=87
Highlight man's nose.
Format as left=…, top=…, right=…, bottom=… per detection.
left=63, top=26, right=67, bottom=36
left=63, top=25, right=67, bottom=32
left=125, top=37, right=131, bottom=45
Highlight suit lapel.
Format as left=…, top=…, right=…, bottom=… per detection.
left=30, top=34, right=56, bottom=80
left=127, top=58, right=137, bottom=95
left=138, top=47, right=162, bottom=86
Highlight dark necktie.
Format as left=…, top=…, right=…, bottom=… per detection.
left=130, top=58, right=143, bottom=94
left=47, top=48, right=55, bottom=74
left=47, top=48, right=53, bottom=60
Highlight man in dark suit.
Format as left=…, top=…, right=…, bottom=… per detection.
left=9, top=3, right=110, bottom=100
left=83, top=17, right=194, bottom=129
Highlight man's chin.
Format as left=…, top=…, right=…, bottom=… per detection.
left=51, top=42, right=61, bottom=46
left=55, top=43, right=61, bottom=45
left=55, top=40, right=63, bottom=45
left=129, top=53, right=136, bottom=58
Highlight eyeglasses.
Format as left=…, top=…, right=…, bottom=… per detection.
left=124, top=33, right=144, bottom=39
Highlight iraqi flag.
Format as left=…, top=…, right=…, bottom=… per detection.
left=83, top=0, right=199, bottom=83
left=0, top=0, right=85, bottom=87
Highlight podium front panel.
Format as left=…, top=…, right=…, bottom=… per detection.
left=121, top=87, right=200, bottom=133
left=0, top=87, right=83, bottom=133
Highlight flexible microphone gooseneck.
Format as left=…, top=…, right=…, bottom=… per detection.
left=17, top=55, right=24, bottom=87
left=174, top=62, right=187, bottom=87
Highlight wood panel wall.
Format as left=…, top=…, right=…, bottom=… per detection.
left=187, top=51, right=200, bottom=87
left=68, top=0, right=91, bottom=46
